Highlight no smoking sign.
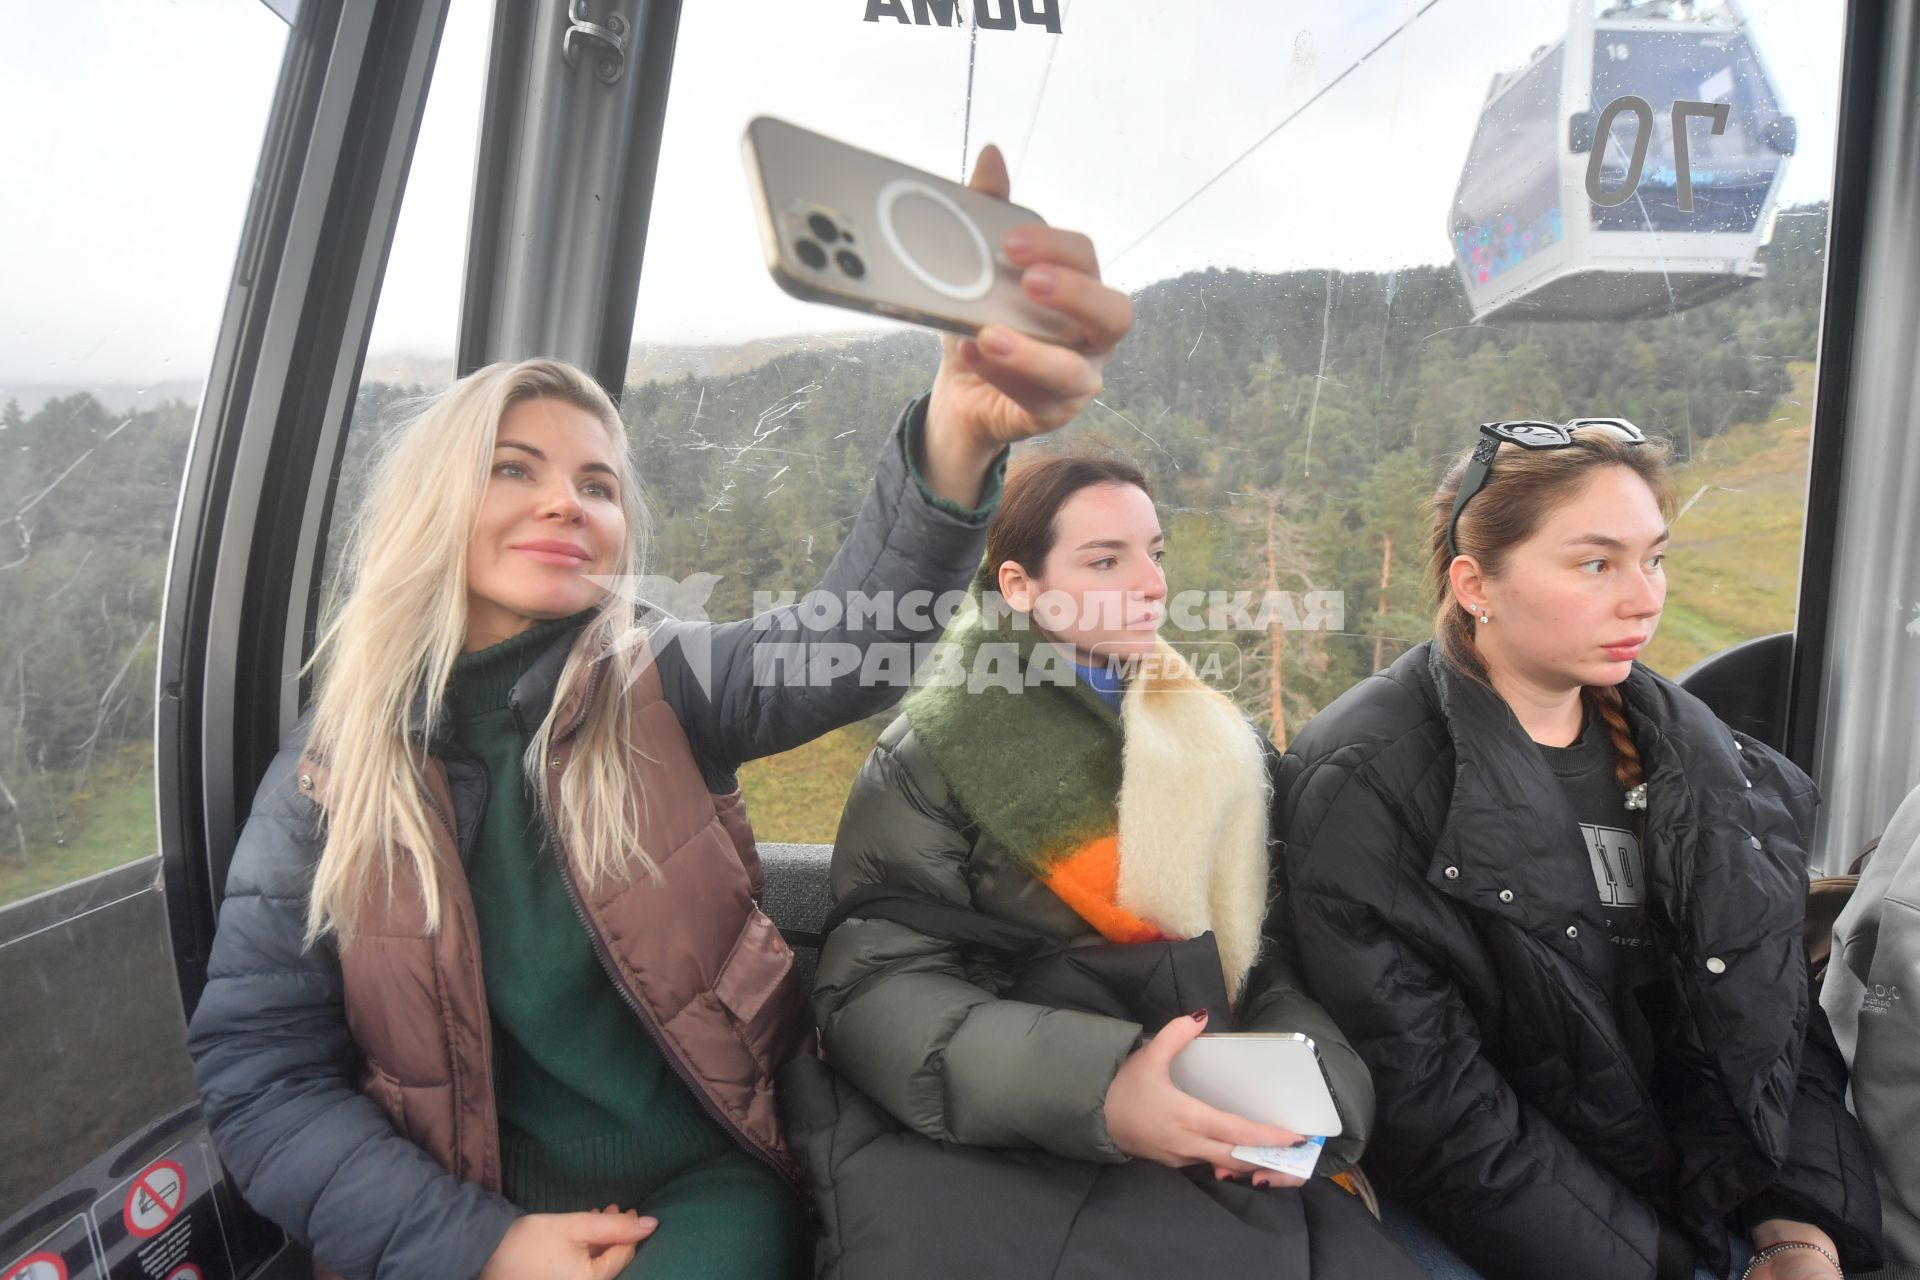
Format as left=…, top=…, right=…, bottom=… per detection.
left=123, top=1162, right=186, bottom=1240
left=2, top=1212, right=95, bottom=1280
left=3, top=1253, right=68, bottom=1280
left=89, top=1136, right=236, bottom=1280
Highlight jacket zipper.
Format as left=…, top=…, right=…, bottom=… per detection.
left=419, top=776, right=505, bottom=1192
left=538, top=798, right=802, bottom=1192
left=1557, top=935, right=1666, bottom=1131
left=422, top=657, right=801, bottom=1193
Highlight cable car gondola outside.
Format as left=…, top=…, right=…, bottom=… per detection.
left=1452, top=0, right=1797, bottom=322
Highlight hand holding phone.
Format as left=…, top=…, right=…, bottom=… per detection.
left=743, top=117, right=1134, bottom=504
left=1103, top=1009, right=1305, bottom=1176
left=745, top=115, right=1073, bottom=343
left=922, top=144, right=1136, bottom=509
left=1169, top=1030, right=1342, bottom=1190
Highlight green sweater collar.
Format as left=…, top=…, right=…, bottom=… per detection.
left=449, top=613, right=590, bottom=714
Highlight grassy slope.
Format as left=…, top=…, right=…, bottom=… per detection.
left=0, top=369, right=1817, bottom=884
left=0, top=744, right=158, bottom=906
left=738, top=714, right=890, bottom=845
left=1641, top=360, right=1815, bottom=675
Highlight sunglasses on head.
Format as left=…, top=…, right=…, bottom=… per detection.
left=1445, top=418, right=1649, bottom=558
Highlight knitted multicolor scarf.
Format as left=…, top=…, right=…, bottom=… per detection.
left=903, top=593, right=1272, bottom=998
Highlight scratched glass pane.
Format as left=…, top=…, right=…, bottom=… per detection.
left=622, top=0, right=1843, bottom=842
left=325, top=2, right=497, bottom=602
left=0, top=0, right=288, bottom=1224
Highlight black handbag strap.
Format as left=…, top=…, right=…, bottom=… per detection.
left=824, top=883, right=1070, bottom=964
left=827, top=883, right=1232, bottom=1031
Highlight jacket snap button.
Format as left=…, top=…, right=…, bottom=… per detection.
left=1749, top=835, right=1762, bottom=850
left=1444, top=866, right=1460, bottom=880
left=1498, top=889, right=1514, bottom=903
left=299, top=773, right=313, bottom=790
left=1565, top=926, right=1579, bottom=939
left=1706, top=957, right=1727, bottom=974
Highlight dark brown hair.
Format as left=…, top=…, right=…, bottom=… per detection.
left=979, top=452, right=1153, bottom=592
left=1427, top=428, right=1677, bottom=791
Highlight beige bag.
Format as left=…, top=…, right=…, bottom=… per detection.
left=1806, top=838, right=1879, bottom=993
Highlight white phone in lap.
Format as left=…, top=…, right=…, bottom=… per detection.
left=742, top=115, right=1078, bottom=343
left=1168, top=1032, right=1344, bottom=1138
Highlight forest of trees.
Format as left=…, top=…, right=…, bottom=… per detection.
left=0, top=204, right=1830, bottom=895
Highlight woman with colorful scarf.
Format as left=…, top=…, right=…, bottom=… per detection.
left=800, top=452, right=1414, bottom=1278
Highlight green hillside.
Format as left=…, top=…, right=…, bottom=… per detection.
left=1642, top=360, right=1815, bottom=674
left=742, top=363, right=1819, bottom=844
left=0, top=207, right=1835, bottom=889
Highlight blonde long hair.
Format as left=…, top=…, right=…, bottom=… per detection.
left=304, top=358, right=655, bottom=943
left=1427, top=427, right=1676, bottom=793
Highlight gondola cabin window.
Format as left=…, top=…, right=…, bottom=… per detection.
left=602, top=0, right=1846, bottom=842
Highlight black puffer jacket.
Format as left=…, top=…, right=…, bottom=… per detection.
left=1279, top=642, right=1881, bottom=1280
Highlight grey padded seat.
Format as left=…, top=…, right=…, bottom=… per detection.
left=757, top=842, right=836, bottom=996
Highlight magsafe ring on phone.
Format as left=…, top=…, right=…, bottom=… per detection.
left=876, top=179, right=997, bottom=302
left=744, top=115, right=1075, bottom=341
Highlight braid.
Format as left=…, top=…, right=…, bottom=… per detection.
left=1583, top=685, right=1643, bottom=792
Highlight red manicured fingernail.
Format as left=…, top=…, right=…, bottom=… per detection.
left=981, top=329, right=1015, bottom=357
left=1189, top=1008, right=1208, bottom=1022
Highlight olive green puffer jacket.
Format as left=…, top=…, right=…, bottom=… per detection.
left=811, top=712, right=1375, bottom=1172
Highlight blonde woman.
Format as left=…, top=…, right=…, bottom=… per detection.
left=186, top=149, right=1133, bottom=1280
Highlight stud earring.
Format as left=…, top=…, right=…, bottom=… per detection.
left=1477, top=609, right=1491, bottom=625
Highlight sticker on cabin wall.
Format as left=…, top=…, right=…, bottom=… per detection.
left=863, top=0, right=1062, bottom=32
left=90, top=1136, right=234, bottom=1280
left=3, top=1253, right=69, bottom=1280
left=121, top=1163, right=184, bottom=1240
left=2, top=1212, right=98, bottom=1280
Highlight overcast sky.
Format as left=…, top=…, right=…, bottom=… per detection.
left=0, top=0, right=1844, bottom=387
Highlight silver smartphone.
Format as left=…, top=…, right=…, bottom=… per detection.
left=1168, top=1032, right=1345, bottom=1137
left=742, top=116, right=1077, bottom=343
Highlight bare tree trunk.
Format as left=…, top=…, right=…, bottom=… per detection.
left=1266, top=500, right=1286, bottom=751
left=0, top=767, right=27, bottom=864
left=5, top=652, right=27, bottom=862
left=78, top=621, right=155, bottom=777
left=1373, top=531, right=1394, bottom=673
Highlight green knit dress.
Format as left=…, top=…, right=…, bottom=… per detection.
left=447, top=618, right=809, bottom=1278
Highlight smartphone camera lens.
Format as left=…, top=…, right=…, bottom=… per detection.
left=835, top=249, right=866, bottom=278
left=795, top=238, right=828, bottom=270
left=807, top=213, right=840, bottom=244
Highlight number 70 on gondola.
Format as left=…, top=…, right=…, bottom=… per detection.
left=1576, top=96, right=1732, bottom=212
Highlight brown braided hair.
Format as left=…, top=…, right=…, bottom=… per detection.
left=1583, top=685, right=1644, bottom=792
left=1427, top=428, right=1676, bottom=793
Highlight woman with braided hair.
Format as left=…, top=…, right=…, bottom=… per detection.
left=1275, top=421, right=1884, bottom=1280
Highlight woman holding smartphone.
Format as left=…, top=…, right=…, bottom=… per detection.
left=186, top=149, right=1133, bottom=1280
left=1277, top=420, right=1883, bottom=1280
left=807, top=451, right=1418, bottom=1277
